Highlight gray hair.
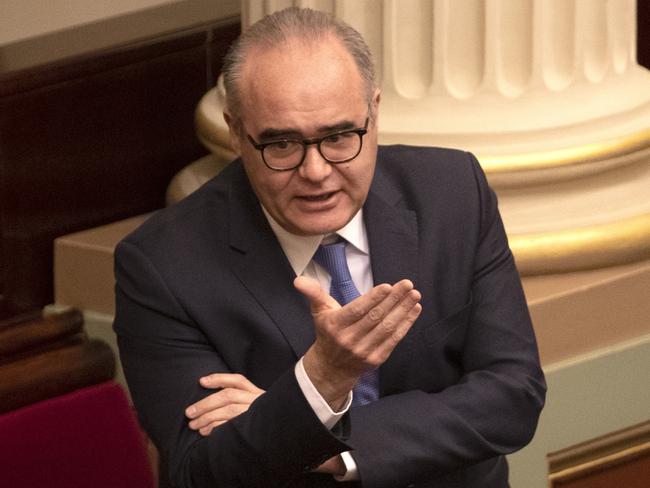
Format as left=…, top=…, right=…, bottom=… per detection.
left=222, top=7, right=377, bottom=130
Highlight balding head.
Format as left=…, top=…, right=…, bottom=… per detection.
left=222, top=7, right=376, bottom=131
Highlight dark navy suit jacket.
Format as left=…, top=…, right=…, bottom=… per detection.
left=114, top=145, right=546, bottom=488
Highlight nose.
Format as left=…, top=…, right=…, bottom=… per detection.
left=297, top=145, right=332, bottom=182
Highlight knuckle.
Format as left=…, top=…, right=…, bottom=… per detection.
left=391, top=327, right=405, bottom=342
left=409, top=305, right=422, bottom=320
left=324, top=318, right=339, bottom=334
left=350, top=345, right=368, bottom=361
left=400, top=297, right=414, bottom=311
left=380, top=317, right=395, bottom=332
left=380, top=348, right=392, bottom=362
left=197, top=415, right=212, bottom=427
left=349, top=304, right=366, bottom=320
left=366, top=352, right=384, bottom=368
left=368, top=306, right=384, bottom=321
left=340, top=337, right=354, bottom=352
left=334, top=329, right=353, bottom=348
left=191, top=404, right=205, bottom=417
left=226, top=404, right=240, bottom=417
left=366, top=358, right=379, bottom=369
left=374, top=283, right=392, bottom=299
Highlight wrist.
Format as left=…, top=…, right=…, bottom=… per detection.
left=314, top=455, right=346, bottom=475
left=303, top=349, right=355, bottom=410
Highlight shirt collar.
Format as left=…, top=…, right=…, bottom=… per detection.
left=262, top=207, right=369, bottom=276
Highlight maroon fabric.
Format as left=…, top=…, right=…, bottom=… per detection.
left=0, top=381, right=155, bottom=488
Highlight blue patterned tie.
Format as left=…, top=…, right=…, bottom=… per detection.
left=313, top=241, right=379, bottom=407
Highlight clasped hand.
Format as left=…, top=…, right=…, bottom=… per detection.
left=185, top=373, right=264, bottom=436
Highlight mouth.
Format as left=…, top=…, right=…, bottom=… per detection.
left=294, top=190, right=341, bottom=211
left=298, top=191, right=337, bottom=202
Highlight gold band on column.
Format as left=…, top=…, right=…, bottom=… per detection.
left=479, top=129, right=650, bottom=173
left=512, top=213, right=650, bottom=275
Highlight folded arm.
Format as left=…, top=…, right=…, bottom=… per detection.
left=114, top=241, right=352, bottom=488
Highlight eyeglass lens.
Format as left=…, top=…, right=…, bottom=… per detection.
left=263, top=131, right=362, bottom=169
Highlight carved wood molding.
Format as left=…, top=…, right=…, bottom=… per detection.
left=0, top=308, right=83, bottom=362
left=548, top=420, right=650, bottom=486
left=0, top=309, right=115, bottom=413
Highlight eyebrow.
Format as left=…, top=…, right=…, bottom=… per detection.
left=256, top=120, right=358, bottom=141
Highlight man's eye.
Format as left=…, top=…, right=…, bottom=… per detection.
left=271, top=140, right=290, bottom=150
left=324, top=134, right=341, bottom=144
left=265, top=140, right=301, bottom=158
left=324, top=132, right=355, bottom=145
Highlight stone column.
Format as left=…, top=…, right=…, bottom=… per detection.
left=184, top=0, right=650, bottom=275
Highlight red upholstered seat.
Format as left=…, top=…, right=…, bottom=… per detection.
left=0, top=381, right=155, bottom=488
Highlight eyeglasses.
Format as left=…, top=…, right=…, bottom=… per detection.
left=246, top=118, right=369, bottom=171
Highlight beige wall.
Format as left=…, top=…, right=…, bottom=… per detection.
left=0, top=0, right=177, bottom=44
left=0, top=0, right=240, bottom=72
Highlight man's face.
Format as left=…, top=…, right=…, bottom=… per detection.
left=226, top=36, right=380, bottom=236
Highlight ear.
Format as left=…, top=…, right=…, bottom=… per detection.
left=223, top=110, right=242, bottom=156
left=373, top=87, right=381, bottom=108
left=371, top=88, right=381, bottom=125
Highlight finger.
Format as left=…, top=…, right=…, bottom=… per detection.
left=366, top=300, right=422, bottom=366
left=294, top=276, right=340, bottom=312
left=189, top=402, right=251, bottom=430
left=398, top=302, right=423, bottom=340
left=342, top=280, right=412, bottom=331
left=336, top=282, right=393, bottom=325
left=186, top=387, right=260, bottom=419
left=199, top=420, right=227, bottom=436
left=371, top=287, right=422, bottom=341
left=381, top=286, right=422, bottom=327
left=349, top=286, right=421, bottom=363
left=199, top=372, right=263, bottom=394
left=381, top=295, right=422, bottom=343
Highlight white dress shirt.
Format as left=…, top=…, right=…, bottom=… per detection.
left=262, top=207, right=373, bottom=481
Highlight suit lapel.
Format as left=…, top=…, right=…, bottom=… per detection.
left=364, top=171, right=419, bottom=288
left=226, top=166, right=315, bottom=359
left=364, top=163, right=420, bottom=395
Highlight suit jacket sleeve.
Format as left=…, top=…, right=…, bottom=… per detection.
left=346, top=150, right=546, bottom=487
left=114, top=240, right=351, bottom=488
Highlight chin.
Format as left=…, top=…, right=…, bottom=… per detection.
left=292, top=217, right=351, bottom=236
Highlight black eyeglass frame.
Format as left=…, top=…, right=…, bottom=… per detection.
left=246, top=117, right=370, bottom=171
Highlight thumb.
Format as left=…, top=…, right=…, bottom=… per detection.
left=294, top=276, right=340, bottom=313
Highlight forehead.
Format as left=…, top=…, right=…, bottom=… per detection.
left=238, top=36, right=368, bottom=130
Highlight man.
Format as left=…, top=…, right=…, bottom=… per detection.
left=114, top=7, right=545, bottom=488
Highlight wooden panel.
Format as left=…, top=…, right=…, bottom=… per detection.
left=0, top=339, right=116, bottom=413
left=549, top=421, right=650, bottom=488
left=639, top=0, right=650, bottom=70
left=0, top=21, right=240, bottom=318
left=0, top=308, right=83, bottom=363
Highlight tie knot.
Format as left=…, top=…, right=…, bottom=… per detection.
left=313, top=241, right=351, bottom=285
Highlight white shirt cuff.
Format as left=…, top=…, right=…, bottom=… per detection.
left=334, top=451, right=359, bottom=481
left=294, top=358, right=352, bottom=430
left=294, top=359, right=359, bottom=481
